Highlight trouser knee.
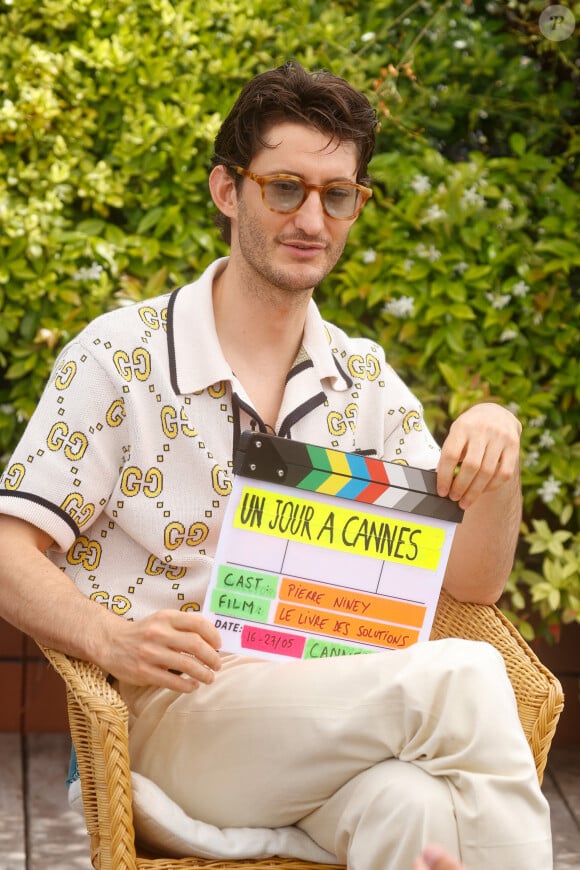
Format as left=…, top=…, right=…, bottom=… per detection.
left=416, top=638, right=514, bottom=719
left=333, top=760, right=459, bottom=868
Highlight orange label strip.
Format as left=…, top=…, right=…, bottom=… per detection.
left=279, top=577, right=425, bottom=629
left=274, top=601, right=419, bottom=650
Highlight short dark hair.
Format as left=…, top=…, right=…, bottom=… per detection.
left=211, top=60, right=378, bottom=242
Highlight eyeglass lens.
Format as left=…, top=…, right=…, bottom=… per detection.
left=264, top=178, right=360, bottom=218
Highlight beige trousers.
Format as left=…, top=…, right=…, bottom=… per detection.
left=121, top=638, right=552, bottom=869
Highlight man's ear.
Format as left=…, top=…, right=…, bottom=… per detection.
left=209, top=165, right=238, bottom=219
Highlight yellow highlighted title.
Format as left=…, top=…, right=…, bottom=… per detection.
left=234, top=486, right=444, bottom=570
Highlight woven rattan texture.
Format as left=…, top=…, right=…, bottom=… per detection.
left=39, top=588, right=564, bottom=870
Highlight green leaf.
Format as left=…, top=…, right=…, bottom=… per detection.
left=437, top=361, right=463, bottom=390
left=463, top=265, right=492, bottom=282
left=77, top=219, right=106, bottom=235
left=518, top=622, right=535, bottom=642
left=6, top=356, right=39, bottom=379
left=448, top=303, right=476, bottom=320
left=137, top=207, right=166, bottom=235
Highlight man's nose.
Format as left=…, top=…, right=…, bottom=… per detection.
left=292, top=189, right=326, bottom=234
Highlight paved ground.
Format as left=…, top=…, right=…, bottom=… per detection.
left=1, top=733, right=579, bottom=869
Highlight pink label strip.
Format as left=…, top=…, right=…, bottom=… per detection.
left=241, top=624, right=305, bottom=658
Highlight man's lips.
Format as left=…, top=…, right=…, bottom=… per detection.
left=280, top=239, right=327, bottom=254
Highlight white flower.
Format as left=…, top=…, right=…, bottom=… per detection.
left=410, top=174, right=431, bottom=194
left=453, top=261, right=469, bottom=274
left=361, top=31, right=375, bottom=42
left=538, top=476, right=561, bottom=505
left=16, top=409, right=28, bottom=424
left=485, top=292, right=511, bottom=310
left=498, top=197, right=513, bottom=211
left=506, top=402, right=520, bottom=415
left=403, top=259, right=414, bottom=272
left=362, top=248, right=377, bottom=264
left=73, top=262, right=104, bottom=282
left=533, top=311, right=543, bottom=325
left=460, top=186, right=485, bottom=209
left=500, top=329, right=518, bottom=342
left=383, top=296, right=416, bottom=318
left=415, top=243, right=441, bottom=262
left=523, top=450, right=540, bottom=468
left=512, top=280, right=529, bottom=297
left=539, top=430, right=556, bottom=449
left=422, top=204, right=447, bottom=222
left=453, top=39, right=467, bottom=49
left=528, top=415, right=546, bottom=428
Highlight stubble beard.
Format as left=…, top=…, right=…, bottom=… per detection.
left=235, top=203, right=347, bottom=305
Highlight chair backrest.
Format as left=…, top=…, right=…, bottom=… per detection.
left=39, top=588, right=564, bottom=870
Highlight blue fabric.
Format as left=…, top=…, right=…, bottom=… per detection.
left=66, top=741, right=80, bottom=789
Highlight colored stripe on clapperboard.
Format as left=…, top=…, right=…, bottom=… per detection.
left=234, top=433, right=463, bottom=523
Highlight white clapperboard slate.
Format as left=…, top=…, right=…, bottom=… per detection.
left=202, top=431, right=463, bottom=661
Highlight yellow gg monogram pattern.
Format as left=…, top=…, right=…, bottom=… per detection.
left=0, top=258, right=438, bottom=622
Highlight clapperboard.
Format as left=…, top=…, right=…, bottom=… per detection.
left=201, top=431, right=463, bottom=662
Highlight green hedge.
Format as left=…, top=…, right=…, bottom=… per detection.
left=1, top=0, right=578, bottom=640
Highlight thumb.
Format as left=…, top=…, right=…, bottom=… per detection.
left=419, top=844, right=464, bottom=870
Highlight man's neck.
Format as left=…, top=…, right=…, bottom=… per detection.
left=212, top=260, right=311, bottom=374
left=211, top=262, right=313, bottom=428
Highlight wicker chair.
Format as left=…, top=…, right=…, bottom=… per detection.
left=39, top=588, right=564, bottom=870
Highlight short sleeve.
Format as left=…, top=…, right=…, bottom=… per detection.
left=0, top=337, right=128, bottom=550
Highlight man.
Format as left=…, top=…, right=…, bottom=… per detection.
left=0, top=62, right=551, bottom=868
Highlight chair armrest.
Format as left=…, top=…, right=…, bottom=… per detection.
left=38, top=644, right=138, bottom=870
left=431, top=589, right=564, bottom=784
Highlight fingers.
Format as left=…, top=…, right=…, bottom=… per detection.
left=436, top=404, right=521, bottom=510
left=154, top=611, right=223, bottom=684
left=438, top=432, right=507, bottom=509
left=108, top=610, right=223, bottom=692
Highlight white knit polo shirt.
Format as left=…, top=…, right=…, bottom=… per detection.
left=0, top=258, right=439, bottom=620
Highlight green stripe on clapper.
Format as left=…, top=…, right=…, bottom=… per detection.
left=297, top=444, right=339, bottom=491
left=296, top=469, right=332, bottom=491
left=306, top=443, right=333, bottom=471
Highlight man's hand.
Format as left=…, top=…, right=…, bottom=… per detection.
left=436, top=403, right=522, bottom=510
left=99, top=609, right=223, bottom=693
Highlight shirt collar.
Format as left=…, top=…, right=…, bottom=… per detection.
left=167, top=258, right=232, bottom=395
left=167, top=257, right=351, bottom=395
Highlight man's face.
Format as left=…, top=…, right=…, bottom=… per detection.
left=231, top=122, right=360, bottom=297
